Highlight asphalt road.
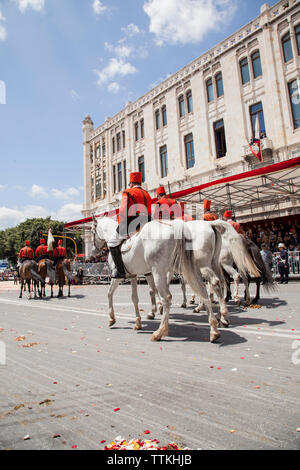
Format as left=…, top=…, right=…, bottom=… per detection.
left=0, top=280, right=299, bottom=450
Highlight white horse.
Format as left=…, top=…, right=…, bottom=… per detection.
left=91, top=216, right=223, bottom=342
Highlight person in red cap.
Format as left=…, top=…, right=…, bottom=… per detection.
left=18, top=240, right=35, bottom=262
left=107, top=171, right=152, bottom=278
left=35, top=238, right=49, bottom=262
left=202, top=200, right=218, bottom=221
left=153, top=186, right=182, bottom=220
left=52, top=240, right=67, bottom=267
left=224, top=210, right=244, bottom=235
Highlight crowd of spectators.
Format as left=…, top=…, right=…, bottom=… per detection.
left=243, top=219, right=300, bottom=253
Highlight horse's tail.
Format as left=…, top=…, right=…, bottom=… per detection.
left=246, top=240, right=276, bottom=292
left=30, top=262, right=44, bottom=283
left=45, top=260, right=56, bottom=284
left=211, top=225, right=227, bottom=295
left=62, top=261, right=76, bottom=281
left=210, top=221, right=260, bottom=278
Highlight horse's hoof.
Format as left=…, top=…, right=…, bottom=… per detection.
left=134, top=323, right=142, bottom=331
left=181, top=303, right=187, bottom=309
left=109, top=319, right=116, bottom=327
left=210, top=331, right=221, bottom=343
left=190, top=300, right=195, bottom=305
left=147, top=314, right=155, bottom=320
left=158, top=306, right=163, bottom=316
left=221, top=320, right=230, bottom=328
left=151, top=332, right=162, bottom=342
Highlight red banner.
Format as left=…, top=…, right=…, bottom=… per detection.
left=248, top=139, right=262, bottom=161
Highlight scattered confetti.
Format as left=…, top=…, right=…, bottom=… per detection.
left=72, top=445, right=78, bottom=449
left=113, top=408, right=120, bottom=412
left=23, top=435, right=31, bottom=441
left=104, top=436, right=189, bottom=450
left=144, top=430, right=151, bottom=435
left=229, top=430, right=236, bottom=434
left=100, top=440, right=106, bottom=444
left=14, top=336, right=26, bottom=342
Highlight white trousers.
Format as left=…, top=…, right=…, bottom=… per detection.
left=107, top=230, right=127, bottom=248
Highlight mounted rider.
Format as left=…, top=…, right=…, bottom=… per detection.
left=153, top=186, right=182, bottom=220
left=52, top=239, right=67, bottom=268
left=18, top=240, right=35, bottom=262
left=107, top=171, right=152, bottom=279
left=35, top=238, right=50, bottom=262
left=223, top=210, right=244, bottom=235
left=203, top=200, right=218, bottom=221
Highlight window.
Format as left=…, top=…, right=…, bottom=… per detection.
left=295, top=24, right=300, bottom=55
left=112, top=137, right=115, bottom=154
left=179, top=95, right=185, bottom=117
left=215, top=73, right=224, bottom=98
left=96, top=145, right=100, bottom=159
left=282, top=32, right=293, bottom=62
left=186, top=90, right=193, bottom=113
left=135, top=122, right=139, bottom=141
left=160, top=145, right=168, bottom=178
left=250, top=102, right=266, bottom=138
left=138, top=156, right=145, bottom=182
left=103, top=172, right=107, bottom=196
left=102, top=142, right=106, bottom=157
left=184, top=133, right=195, bottom=169
left=96, top=177, right=102, bottom=200
left=123, top=161, right=127, bottom=188
left=90, top=146, right=93, bottom=164
left=207, top=79, right=214, bottom=102
left=117, top=162, right=122, bottom=192
left=122, top=130, right=125, bottom=148
left=112, top=165, right=116, bottom=193
left=240, top=58, right=250, bottom=84
left=116, top=132, right=121, bottom=152
left=155, top=110, right=160, bottom=129
left=162, top=105, right=167, bottom=126
left=214, top=119, right=227, bottom=159
left=251, top=51, right=262, bottom=79
left=140, top=119, right=144, bottom=138
left=288, top=80, right=300, bottom=129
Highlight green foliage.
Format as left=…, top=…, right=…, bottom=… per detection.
left=0, top=218, right=83, bottom=265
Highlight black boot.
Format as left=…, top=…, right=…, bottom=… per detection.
left=110, top=246, right=126, bottom=279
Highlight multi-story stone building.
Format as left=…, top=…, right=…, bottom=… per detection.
left=79, top=0, right=300, bottom=252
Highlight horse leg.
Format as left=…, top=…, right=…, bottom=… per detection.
left=131, top=277, right=142, bottom=330
left=252, top=279, right=260, bottom=304
left=180, top=276, right=187, bottom=308
left=27, top=280, right=31, bottom=300
left=201, top=268, right=229, bottom=328
left=108, top=279, right=121, bottom=327
left=51, top=282, right=53, bottom=298
left=68, top=280, right=71, bottom=297
left=145, top=273, right=158, bottom=320
left=242, top=274, right=251, bottom=306
left=190, top=294, right=196, bottom=305
left=19, top=281, right=23, bottom=298
left=151, top=271, right=172, bottom=341
left=223, top=265, right=240, bottom=305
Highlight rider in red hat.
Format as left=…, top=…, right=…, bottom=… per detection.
left=52, top=239, right=67, bottom=267
left=18, top=240, right=35, bottom=261
left=223, top=210, right=244, bottom=235
left=35, top=238, right=49, bottom=262
left=203, top=200, right=218, bottom=221
left=107, top=171, right=152, bottom=278
left=153, top=186, right=182, bottom=220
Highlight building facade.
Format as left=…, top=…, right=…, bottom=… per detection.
left=82, top=0, right=300, bottom=244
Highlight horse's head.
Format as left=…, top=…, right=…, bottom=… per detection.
left=91, top=215, right=106, bottom=255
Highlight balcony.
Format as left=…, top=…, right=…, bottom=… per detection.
left=243, top=137, right=273, bottom=166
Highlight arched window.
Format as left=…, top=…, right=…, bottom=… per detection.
left=186, top=90, right=193, bottom=113
left=251, top=50, right=262, bottom=78
left=240, top=57, right=250, bottom=84
left=206, top=78, right=214, bottom=102
left=282, top=32, right=293, bottom=62
left=288, top=80, right=300, bottom=129
left=215, top=72, right=224, bottom=97
left=178, top=95, right=185, bottom=117
left=155, top=110, right=160, bottom=129
left=162, top=105, right=167, bottom=126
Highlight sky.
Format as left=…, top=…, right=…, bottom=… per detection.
left=0, top=0, right=279, bottom=230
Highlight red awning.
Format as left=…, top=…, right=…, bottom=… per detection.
left=64, top=157, right=300, bottom=229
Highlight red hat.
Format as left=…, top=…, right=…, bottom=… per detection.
left=224, top=210, right=232, bottom=218
left=25, top=240, right=30, bottom=246
left=203, top=200, right=211, bottom=210
left=156, top=186, right=166, bottom=197
left=40, top=239, right=45, bottom=244
left=129, top=172, right=143, bottom=184
left=58, top=240, right=63, bottom=246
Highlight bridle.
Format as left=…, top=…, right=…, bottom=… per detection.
left=92, top=223, right=106, bottom=253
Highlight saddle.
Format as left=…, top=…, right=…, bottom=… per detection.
left=120, top=231, right=140, bottom=254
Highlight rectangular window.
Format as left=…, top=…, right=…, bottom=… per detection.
left=252, top=51, right=262, bottom=79
left=112, top=137, right=115, bottom=154
left=160, top=145, right=168, bottom=178
left=162, top=105, right=167, bottom=126
left=96, top=145, right=100, bottom=159
left=140, top=119, right=144, bottom=138
left=112, top=165, right=116, bottom=193
left=116, top=132, right=121, bottom=152
left=138, top=156, right=145, bottom=182
left=103, top=172, right=107, bottom=196
left=288, top=80, right=300, bottom=129
left=102, top=143, right=106, bottom=157
left=135, top=122, right=139, bottom=141
left=282, top=33, right=293, bottom=62
left=117, top=162, right=122, bottom=192
left=155, top=110, right=160, bottom=129
left=187, top=91, right=193, bottom=113
left=122, top=130, right=125, bottom=148
left=179, top=95, right=185, bottom=117
left=250, top=102, right=266, bottom=138
left=240, top=58, right=250, bottom=84
left=96, top=177, right=102, bottom=200
left=214, top=119, right=227, bottom=159
left=123, top=160, right=127, bottom=188
left=296, top=24, right=300, bottom=55
left=184, top=133, right=195, bottom=169
left=90, top=146, right=94, bottom=164
left=215, top=73, right=224, bottom=97
left=207, top=79, right=214, bottom=102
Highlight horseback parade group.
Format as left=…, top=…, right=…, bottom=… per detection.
left=16, top=170, right=274, bottom=343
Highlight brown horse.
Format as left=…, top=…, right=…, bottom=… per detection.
left=37, top=259, right=56, bottom=298
left=55, top=259, right=74, bottom=297
left=19, top=260, right=44, bottom=299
